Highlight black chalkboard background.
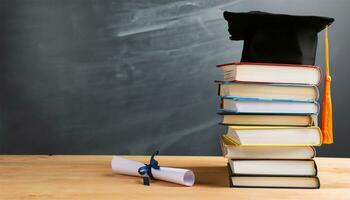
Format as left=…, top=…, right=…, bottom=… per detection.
left=0, top=0, right=349, bottom=156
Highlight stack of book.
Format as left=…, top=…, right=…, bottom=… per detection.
left=217, top=62, right=322, bottom=189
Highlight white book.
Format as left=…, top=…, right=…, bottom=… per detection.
left=220, top=138, right=316, bottom=159
left=221, top=98, right=319, bottom=114
left=228, top=160, right=317, bottom=176
left=216, top=62, right=321, bottom=85
left=218, top=83, right=319, bottom=102
left=223, top=126, right=322, bottom=146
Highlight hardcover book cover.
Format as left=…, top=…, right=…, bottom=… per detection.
left=227, top=163, right=320, bottom=189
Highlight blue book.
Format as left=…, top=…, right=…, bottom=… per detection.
left=220, top=97, right=319, bottom=115
left=217, top=82, right=319, bottom=103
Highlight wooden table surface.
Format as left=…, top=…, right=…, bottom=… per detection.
left=1, top=156, right=350, bottom=200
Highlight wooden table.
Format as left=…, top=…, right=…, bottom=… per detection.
left=1, top=156, right=350, bottom=200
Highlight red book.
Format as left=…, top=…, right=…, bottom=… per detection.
left=216, top=62, right=321, bottom=85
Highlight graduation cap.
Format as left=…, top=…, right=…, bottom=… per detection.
left=223, top=11, right=334, bottom=144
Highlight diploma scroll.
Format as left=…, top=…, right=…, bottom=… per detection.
left=111, top=156, right=195, bottom=186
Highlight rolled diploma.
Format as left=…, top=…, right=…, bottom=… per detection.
left=111, top=156, right=195, bottom=186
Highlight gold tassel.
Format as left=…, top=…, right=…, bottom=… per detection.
left=321, top=26, right=333, bottom=144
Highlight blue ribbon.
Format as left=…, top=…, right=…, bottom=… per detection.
left=138, top=151, right=160, bottom=185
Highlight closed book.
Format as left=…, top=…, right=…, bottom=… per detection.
left=227, top=163, right=320, bottom=189
left=223, top=126, right=322, bottom=146
left=216, top=62, right=321, bottom=85
left=220, top=138, right=316, bottom=159
left=218, top=82, right=319, bottom=102
left=228, top=159, right=317, bottom=176
left=219, top=113, right=315, bottom=126
left=228, top=176, right=320, bottom=189
left=220, top=97, right=319, bottom=114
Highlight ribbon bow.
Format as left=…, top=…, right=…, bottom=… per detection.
left=138, top=151, right=160, bottom=185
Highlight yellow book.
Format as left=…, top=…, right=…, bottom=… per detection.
left=223, top=126, right=322, bottom=147
left=221, top=114, right=315, bottom=127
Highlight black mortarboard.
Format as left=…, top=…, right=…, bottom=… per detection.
left=223, top=11, right=334, bottom=65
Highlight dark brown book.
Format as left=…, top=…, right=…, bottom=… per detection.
left=227, top=163, right=320, bottom=189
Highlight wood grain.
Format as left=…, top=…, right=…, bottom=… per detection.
left=1, top=156, right=350, bottom=200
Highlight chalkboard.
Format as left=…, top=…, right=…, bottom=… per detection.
left=0, top=0, right=349, bottom=156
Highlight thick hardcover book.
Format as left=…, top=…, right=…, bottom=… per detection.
left=218, top=113, right=316, bottom=127
left=228, top=159, right=318, bottom=176
left=217, top=82, right=319, bottom=102
left=220, top=138, right=316, bottom=159
left=222, top=126, right=322, bottom=146
left=220, top=97, right=319, bottom=115
left=227, top=163, right=320, bottom=189
left=216, top=62, right=321, bottom=85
